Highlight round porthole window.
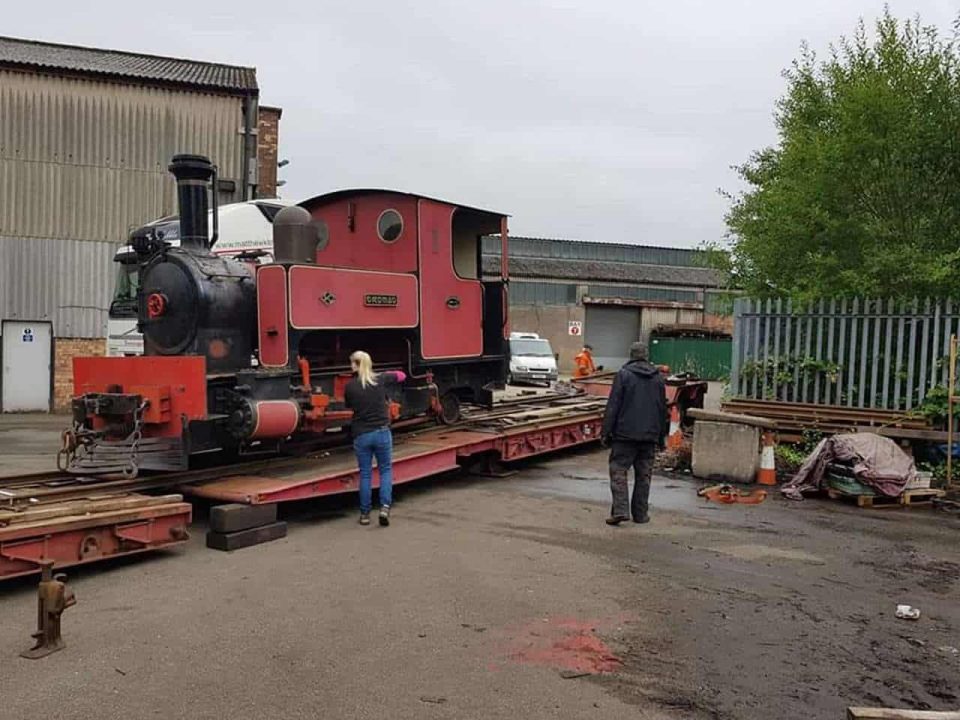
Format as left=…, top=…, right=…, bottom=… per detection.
left=377, top=209, right=403, bottom=243
left=312, top=218, right=330, bottom=252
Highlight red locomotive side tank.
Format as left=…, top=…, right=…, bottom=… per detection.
left=288, top=266, right=419, bottom=330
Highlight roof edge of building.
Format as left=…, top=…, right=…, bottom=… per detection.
left=490, top=234, right=706, bottom=255
left=0, top=35, right=257, bottom=72
left=0, top=35, right=258, bottom=92
left=482, top=256, right=723, bottom=289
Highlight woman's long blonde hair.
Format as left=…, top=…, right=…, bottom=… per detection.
left=350, top=351, right=377, bottom=388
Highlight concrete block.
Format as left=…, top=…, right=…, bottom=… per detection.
left=209, top=503, right=278, bottom=534
left=206, top=521, right=287, bottom=552
left=692, top=420, right=759, bottom=484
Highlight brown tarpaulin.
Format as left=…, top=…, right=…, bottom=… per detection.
left=781, top=433, right=918, bottom=500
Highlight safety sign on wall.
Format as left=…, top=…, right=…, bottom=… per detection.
left=568, top=321, right=582, bottom=336
left=21, top=328, right=34, bottom=343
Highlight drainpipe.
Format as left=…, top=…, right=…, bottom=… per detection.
left=241, top=92, right=259, bottom=201
left=499, top=217, right=509, bottom=281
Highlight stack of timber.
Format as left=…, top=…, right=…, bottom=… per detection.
left=0, top=493, right=187, bottom=527
left=721, top=399, right=935, bottom=442
left=462, top=396, right=606, bottom=430
left=206, top=503, right=286, bottom=551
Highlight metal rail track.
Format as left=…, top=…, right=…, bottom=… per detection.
left=0, top=470, right=76, bottom=490
left=721, top=398, right=930, bottom=426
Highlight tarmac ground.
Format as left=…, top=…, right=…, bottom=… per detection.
left=0, top=403, right=957, bottom=719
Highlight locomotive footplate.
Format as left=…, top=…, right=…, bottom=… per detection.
left=66, top=436, right=186, bottom=475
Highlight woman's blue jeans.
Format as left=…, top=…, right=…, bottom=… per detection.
left=353, top=427, right=394, bottom=513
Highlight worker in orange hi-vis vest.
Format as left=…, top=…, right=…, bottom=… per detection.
left=573, top=344, right=597, bottom=378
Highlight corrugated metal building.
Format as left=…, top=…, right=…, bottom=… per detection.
left=482, top=236, right=734, bottom=374
left=0, top=36, right=278, bottom=411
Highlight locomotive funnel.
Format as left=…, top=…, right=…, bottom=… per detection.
left=168, top=154, right=215, bottom=250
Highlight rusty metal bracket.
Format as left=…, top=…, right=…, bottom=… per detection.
left=2, top=537, right=51, bottom=565
left=114, top=520, right=155, bottom=545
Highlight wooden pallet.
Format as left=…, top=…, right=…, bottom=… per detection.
left=827, top=487, right=946, bottom=508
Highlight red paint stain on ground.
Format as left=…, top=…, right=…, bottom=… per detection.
left=507, top=617, right=622, bottom=674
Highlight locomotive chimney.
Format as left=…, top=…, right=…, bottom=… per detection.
left=273, top=206, right=318, bottom=264
left=168, top=154, right=215, bottom=251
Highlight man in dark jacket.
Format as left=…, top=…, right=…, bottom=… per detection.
left=601, top=342, right=668, bottom=525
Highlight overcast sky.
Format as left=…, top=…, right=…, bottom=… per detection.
left=5, top=1, right=958, bottom=246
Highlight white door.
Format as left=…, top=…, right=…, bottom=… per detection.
left=2, top=321, right=52, bottom=412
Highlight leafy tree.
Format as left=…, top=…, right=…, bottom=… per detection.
left=715, top=10, right=960, bottom=300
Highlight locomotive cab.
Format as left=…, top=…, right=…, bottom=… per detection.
left=65, top=156, right=510, bottom=476
left=256, top=188, right=509, bottom=423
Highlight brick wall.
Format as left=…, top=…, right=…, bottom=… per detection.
left=54, top=337, right=106, bottom=412
left=257, top=105, right=282, bottom=198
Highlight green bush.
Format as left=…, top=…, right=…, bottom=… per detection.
left=775, top=444, right=808, bottom=475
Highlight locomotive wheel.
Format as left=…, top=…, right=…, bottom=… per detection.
left=439, top=392, right=461, bottom=425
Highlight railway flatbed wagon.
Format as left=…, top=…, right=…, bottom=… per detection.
left=0, top=153, right=609, bottom=582
left=0, top=394, right=605, bottom=581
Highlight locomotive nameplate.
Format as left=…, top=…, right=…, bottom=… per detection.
left=364, top=294, right=399, bottom=307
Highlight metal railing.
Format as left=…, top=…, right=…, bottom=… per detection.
left=730, top=298, right=960, bottom=411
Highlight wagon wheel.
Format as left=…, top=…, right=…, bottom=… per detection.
left=439, top=392, right=461, bottom=425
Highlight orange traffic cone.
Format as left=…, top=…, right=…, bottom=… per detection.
left=666, top=404, right=683, bottom=449
left=756, top=430, right=777, bottom=485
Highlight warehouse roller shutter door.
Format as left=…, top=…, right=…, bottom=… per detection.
left=584, top=306, right=640, bottom=371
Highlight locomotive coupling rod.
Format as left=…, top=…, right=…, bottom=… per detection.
left=20, top=562, right=77, bottom=659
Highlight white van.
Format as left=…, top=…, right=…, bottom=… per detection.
left=508, top=332, right=559, bottom=385
left=108, top=199, right=292, bottom=356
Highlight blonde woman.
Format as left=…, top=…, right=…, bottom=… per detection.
left=344, top=351, right=406, bottom=526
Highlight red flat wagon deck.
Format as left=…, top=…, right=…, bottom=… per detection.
left=0, top=494, right=191, bottom=580
left=186, top=403, right=604, bottom=504
left=0, top=393, right=605, bottom=580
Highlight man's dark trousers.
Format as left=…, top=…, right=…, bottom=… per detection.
left=609, top=440, right=656, bottom=521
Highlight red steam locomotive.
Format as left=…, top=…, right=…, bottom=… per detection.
left=64, top=155, right=510, bottom=475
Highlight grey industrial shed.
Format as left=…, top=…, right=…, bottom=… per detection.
left=0, top=36, right=265, bottom=410
left=482, top=235, right=735, bottom=374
